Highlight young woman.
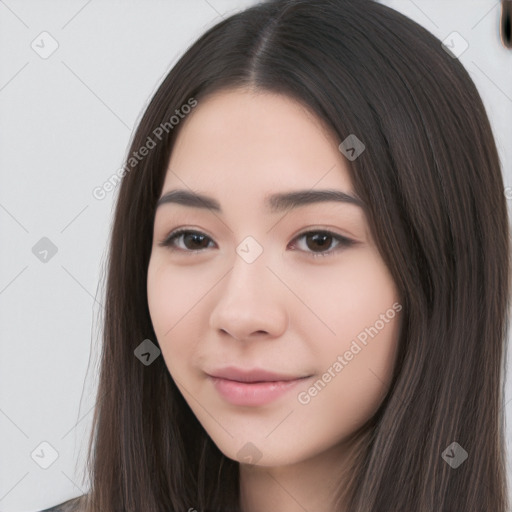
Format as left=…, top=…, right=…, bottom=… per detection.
left=41, top=0, right=511, bottom=510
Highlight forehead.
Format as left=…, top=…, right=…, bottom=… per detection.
left=163, top=88, right=354, bottom=197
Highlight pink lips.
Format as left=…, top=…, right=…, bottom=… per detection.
left=207, top=366, right=311, bottom=406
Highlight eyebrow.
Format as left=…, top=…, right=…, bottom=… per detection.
left=156, top=188, right=365, bottom=213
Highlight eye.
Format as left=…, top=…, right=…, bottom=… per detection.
left=289, top=230, right=355, bottom=258
left=158, top=228, right=355, bottom=258
left=158, top=229, right=215, bottom=252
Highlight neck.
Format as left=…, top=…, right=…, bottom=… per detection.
left=239, top=425, right=372, bottom=512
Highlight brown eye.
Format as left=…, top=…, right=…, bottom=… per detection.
left=304, top=232, right=334, bottom=252
left=289, top=230, right=354, bottom=258
left=159, top=229, right=214, bottom=251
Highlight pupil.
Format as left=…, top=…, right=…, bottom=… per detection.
left=308, top=233, right=331, bottom=251
left=185, top=233, right=207, bottom=249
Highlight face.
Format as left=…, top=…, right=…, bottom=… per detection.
left=147, top=88, right=402, bottom=467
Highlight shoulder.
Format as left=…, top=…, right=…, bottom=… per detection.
left=38, top=495, right=86, bottom=512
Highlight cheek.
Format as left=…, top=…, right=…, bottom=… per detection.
left=147, top=255, right=213, bottom=330
left=147, top=258, right=208, bottom=372
left=292, top=249, right=400, bottom=343
left=307, top=317, right=400, bottom=437
left=294, top=249, right=401, bottom=422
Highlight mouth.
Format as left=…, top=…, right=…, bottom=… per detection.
left=207, top=370, right=312, bottom=406
left=206, top=366, right=311, bottom=383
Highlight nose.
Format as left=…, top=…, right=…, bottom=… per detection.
left=208, top=252, right=289, bottom=342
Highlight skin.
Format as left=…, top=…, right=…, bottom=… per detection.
left=147, top=88, right=403, bottom=512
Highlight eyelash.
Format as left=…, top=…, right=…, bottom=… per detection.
left=158, top=228, right=355, bottom=259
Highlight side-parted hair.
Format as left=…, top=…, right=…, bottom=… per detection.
left=72, top=0, right=511, bottom=510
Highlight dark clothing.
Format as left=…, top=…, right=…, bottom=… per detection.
left=38, top=495, right=85, bottom=512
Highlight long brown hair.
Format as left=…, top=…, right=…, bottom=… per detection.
left=71, top=0, right=511, bottom=510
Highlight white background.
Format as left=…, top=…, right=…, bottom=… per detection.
left=0, top=1, right=511, bottom=511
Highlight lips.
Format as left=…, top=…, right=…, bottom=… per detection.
left=207, top=366, right=309, bottom=383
